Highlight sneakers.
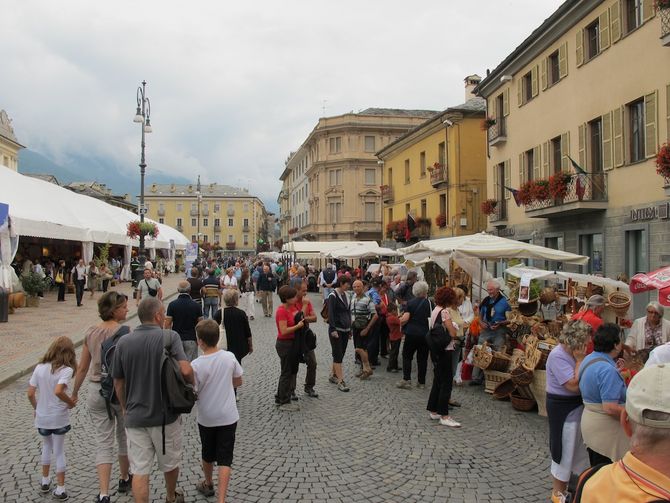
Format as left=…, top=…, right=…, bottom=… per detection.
left=416, top=383, right=426, bottom=389
left=396, top=380, right=412, bottom=389
left=290, top=393, right=299, bottom=401
left=279, top=402, right=300, bottom=411
left=304, top=388, right=319, bottom=398
left=337, top=380, right=350, bottom=392
left=328, top=375, right=339, bottom=384
left=40, top=481, right=51, bottom=493
left=439, top=416, right=462, bottom=428
left=96, top=496, right=111, bottom=503
left=196, top=480, right=215, bottom=497
left=429, top=412, right=441, bottom=420
left=118, top=474, right=132, bottom=494
left=51, top=489, right=69, bottom=500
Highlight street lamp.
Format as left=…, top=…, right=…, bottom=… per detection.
left=196, top=175, right=202, bottom=246
left=133, top=80, right=152, bottom=268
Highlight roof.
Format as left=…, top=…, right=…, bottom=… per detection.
left=357, top=108, right=439, bottom=118
left=25, top=173, right=60, bottom=185
left=144, top=182, right=254, bottom=198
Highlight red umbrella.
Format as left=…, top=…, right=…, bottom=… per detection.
left=630, top=266, right=670, bottom=307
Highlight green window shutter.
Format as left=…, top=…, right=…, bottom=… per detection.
left=576, top=30, right=584, bottom=67
left=644, top=90, right=658, bottom=159
left=642, top=0, right=655, bottom=23
left=531, top=66, right=539, bottom=97
left=519, top=153, right=526, bottom=184
left=578, top=123, right=586, bottom=168
left=541, top=58, right=548, bottom=90
left=504, top=160, right=511, bottom=200
left=613, top=106, right=624, bottom=167
left=561, top=132, right=571, bottom=171
left=602, top=111, right=613, bottom=170
left=610, top=1, right=621, bottom=44
left=558, top=42, right=568, bottom=79
left=503, top=88, right=510, bottom=116
left=517, top=79, right=523, bottom=107
left=533, top=146, right=541, bottom=180
left=599, top=10, right=610, bottom=50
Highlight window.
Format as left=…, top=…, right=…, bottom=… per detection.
left=438, top=142, right=446, bottom=166
left=365, top=168, right=375, bottom=185
left=551, top=136, right=562, bottom=174
left=213, top=203, right=220, bottom=213
left=523, top=71, right=533, bottom=102
left=243, top=203, right=249, bottom=212
left=176, top=203, right=182, bottom=212
left=364, top=136, right=375, bottom=152
left=548, top=51, right=560, bottom=86
left=202, top=235, right=208, bottom=243
left=228, top=218, right=234, bottom=227
left=439, top=194, right=447, bottom=217
left=628, top=98, right=645, bottom=163
left=364, top=202, right=375, bottom=221
left=329, top=136, right=342, bottom=154
left=191, top=203, right=197, bottom=212
left=214, top=218, right=220, bottom=227
left=191, top=235, right=196, bottom=242
left=158, top=202, right=165, bottom=212
left=579, top=233, right=604, bottom=274
left=191, top=218, right=197, bottom=227
left=420, top=152, right=426, bottom=177
left=588, top=118, right=603, bottom=172
left=525, top=148, right=535, bottom=181
left=387, top=208, right=393, bottom=224
left=203, top=203, right=208, bottom=213
left=158, top=217, right=164, bottom=224
left=176, top=218, right=183, bottom=227
left=214, top=234, right=220, bottom=243
left=203, top=218, right=208, bottom=227
left=495, top=94, right=506, bottom=135
left=405, top=203, right=410, bottom=215
left=387, top=167, right=393, bottom=186
left=228, top=235, right=233, bottom=243
left=404, top=159, right=410, bottom=183
left=243, top=218, right=249, bottom=228
left=420, top=199, right=427, bottom=219
left=329, top=202, right=342, bottom=222
left=329, top=169, right=341, bottom=186
left=243, top=234, right=249, bottom=246
left=625, top=0, right=642, bottom=33
left=586, top=20, right=600, bottom=60
left=544, top=236, right=564, bottom=271
left=625, top=229, right=647, bottom=280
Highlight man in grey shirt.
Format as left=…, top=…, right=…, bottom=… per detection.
left=136, top=268, right=163, bottom=306
left=113, top=297, right=193, bottom=503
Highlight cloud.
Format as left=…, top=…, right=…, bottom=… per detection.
left=3, top=0, right=563, bottom=211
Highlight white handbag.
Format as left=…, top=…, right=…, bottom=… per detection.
left=218, top=308, right=228, bottom=350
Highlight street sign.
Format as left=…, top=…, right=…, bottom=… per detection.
left=139, top=208, right=148, bottom=215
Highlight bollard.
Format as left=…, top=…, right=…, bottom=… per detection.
left=0, top=286, right=8, bottom=323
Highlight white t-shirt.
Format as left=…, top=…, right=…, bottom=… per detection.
left=222, top=275, right=238, bottom=289
left=645, top=342, right=670, bottom=367
left=191, top=350, right=243, bottom=427
left=29, top=363, right=73, bottom=429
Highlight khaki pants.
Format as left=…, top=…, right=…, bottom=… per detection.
left=258, top=290, right=274, bottom=316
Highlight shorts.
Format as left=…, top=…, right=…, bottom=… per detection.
left=329, top=331, right=350, bottom=364
left=126, top=418, right=182, bottom=475
left=550, top=420, right=589, bottom=482
left=353, top=328, right=370, bottom=350
left=198, top=422, right=237, bottom=467
left=38, top=425, right=71, bottom=436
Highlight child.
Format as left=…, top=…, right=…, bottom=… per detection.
left=27, top=336, right=77, bottom=501
left=386, top=302, right=402, bottom=373
left=191, top=319, right=243, bottom=503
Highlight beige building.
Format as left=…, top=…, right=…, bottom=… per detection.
left=0, top=110, right=24, bottom=171
left=143, top=182, right=267, bottom=254
left=476, top=0, right=670, bottom=318
left=279, top=108, right=437, bottom=243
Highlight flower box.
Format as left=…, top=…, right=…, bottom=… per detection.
left=548, top=173, right=572, bottom=200
left=480, top=199, right=498, bottom=216
left=127, top=220, right=159, bottom=239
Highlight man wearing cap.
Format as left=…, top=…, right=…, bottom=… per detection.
left=576, top=364, right=670, bottom=502
left=573, top=295, right=606, bottom=353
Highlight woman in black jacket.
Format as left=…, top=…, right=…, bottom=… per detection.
left=327, top=275, right=352, bottom=392
left=213, top=289, right=253, bottom=365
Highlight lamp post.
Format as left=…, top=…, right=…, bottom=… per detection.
left=196, top=175, right=202, bottom=249
left=133, top=80, right=152, bottom=268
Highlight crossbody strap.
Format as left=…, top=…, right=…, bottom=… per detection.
left=577, top=357, right=610, bottom=382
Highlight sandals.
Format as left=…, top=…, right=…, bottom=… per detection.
left=195, top=481, right=214, bottom=497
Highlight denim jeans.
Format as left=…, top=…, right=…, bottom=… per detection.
left=203, top=297, right=219, bottom=319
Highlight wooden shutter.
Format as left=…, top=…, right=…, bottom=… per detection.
left=518, top=80, right=523, bottom=107
left=542, top=141, right=549, bottom=178
left=578, top=123, right=586, bottom=168
left=613, top=106, right=624, bottom=167
left=644, top=90, right=658, bottom=159
left=503, top=88, right=510, bottom=116
left=599, top=10, right=610, bottom=50
left=519, top=153, right=526, bottom=183
left=531, top=65, right=539, bottom=98
left=667, top=84, right=670, bottom=142
left=533, top=146, right=541, bottom=180
left=561, top=132, right=571, bottom=171
left=602, top=111, right=613, bottom=170
left=576, top=30, right=584, bottom=67
left=642, top=0, right=655, bottom=22
left=541, top=58, right=548, bottom=90
left=610, top=1, right=621, bottom=43
left=504, top=160, right=511, bottom=200
left=558, top=42, right=568, bottom=79
left=492, top=161, right=499, bottom=200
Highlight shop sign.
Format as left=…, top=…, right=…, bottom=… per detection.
left=630, top=203, right=669, bottom=222
left=497, top=227, right=515, bottom=237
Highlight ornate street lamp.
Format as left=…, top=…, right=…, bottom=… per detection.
left=133, top=80, right=152, bottom=268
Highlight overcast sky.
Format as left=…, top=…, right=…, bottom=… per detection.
left=4, top=0, right=563, bottom=212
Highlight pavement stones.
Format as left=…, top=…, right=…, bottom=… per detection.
left=0, top=292, right=552, bottom=502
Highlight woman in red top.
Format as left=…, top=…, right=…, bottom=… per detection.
left=275, top=286, right=304, bottom=410
left=385, top=302, right=402, bottom=372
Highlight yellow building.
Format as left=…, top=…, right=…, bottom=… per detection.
left=144, top=182, right=267, bottom=254
left=0, top=110, right=24, bottom=171
left=377, top=76, right=488, bottom=245
left=476, top=0, right=670, bottom=317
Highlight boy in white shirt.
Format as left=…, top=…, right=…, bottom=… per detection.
left=191, top=319, right=243, bottom=502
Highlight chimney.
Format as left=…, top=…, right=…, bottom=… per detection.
left=464, top=74, right=482, bottom=101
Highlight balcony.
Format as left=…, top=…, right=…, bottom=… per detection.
left=430, top=164, right=448, bottom=187
left=488, top=118, right=507, bottom=146
left=227, top=208, right=235, bottom=216
left=201, top=208, right=209, bottom=216
left=157, top=208, right=165, bottom=216
left=525, top=173, right=608, bottom=218
left=190, top=209, right=198, bottom=216
left=226, top=241, right=236, bottom=250
left=660, top=8, right=670, bottom=46
left=213, top=225, right=221, bottom=232
left=488, top=199, right=508, bottom=224
left=381, top=185, right=394, bottom=203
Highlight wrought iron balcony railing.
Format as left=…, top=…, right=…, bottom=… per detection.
left=524, top=172, right=608, bottom=215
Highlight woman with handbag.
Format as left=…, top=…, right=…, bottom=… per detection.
left=350, top=280, right=378, bottom=380
left=86, top=261, right=99, bottom=298
left=290, top=281, right=318, bottom=398
left=274, top=286, right=304, bottom=410
left=55, top=260, right=67, bottom=302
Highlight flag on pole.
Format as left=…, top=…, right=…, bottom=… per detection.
left=405, top=213, right=417, bottom=241
left=504, top=186, right=522, bottom=207
left=568, top=156, right=587, bottom=200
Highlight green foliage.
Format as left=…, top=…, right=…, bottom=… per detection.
left=94, top=242, right=111, bottom=268
left=21, top=271, right=50, bottom=297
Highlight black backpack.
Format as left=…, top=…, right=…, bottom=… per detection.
left=426, top=309, right=450, bottom=358
left=99, top=325, right=131, bottom=419
left=323, top=268, right=336, bottom=284
left=161, top=331, right=197, bottom=416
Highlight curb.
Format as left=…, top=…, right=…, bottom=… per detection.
left=0, top=290, right=180, bottom=390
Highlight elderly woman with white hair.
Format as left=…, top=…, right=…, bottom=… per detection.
left=396, top=280, right=432, bottom=390
left=624, top=301, right=670, bottom=353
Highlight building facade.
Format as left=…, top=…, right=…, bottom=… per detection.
left=65, top=181, right=137, bottom=212
left=279, top=108, right=437, bottom=243
left=143, top=182, right=267, bottom=254
left=377, top=76, right=488, bottom=246
left=0, top=110, right=24, bottom=171
left=476, top=0, right=670, bottom=317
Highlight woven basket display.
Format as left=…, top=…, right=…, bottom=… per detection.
left=529, top=370, right=547, bottom=417
left=509, top=348, right=525, bottom=370
left=511, top=390, right=536, bottom=412
left=473, top=343, right=493, bottom=370
left=607, top=291, right=631, bottom=317
left=492, top=378, right=515, bottom=400
left=518, top=299, right=539, bottom=316
left=489, top=351, right=512, bottom=372
left=535, top=342, right=555, bottom=371
left=515, top=385, right=535, bottom=400
left=484, top=370, right=510, bottom=394
left=510, top=365, right=534, bottom=386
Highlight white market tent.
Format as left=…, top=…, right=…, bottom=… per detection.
left=282, top=241, right=379, bottom=259
left=323, top=243, right=402, bottom=259
left=504, top=265, right=630, bottom=292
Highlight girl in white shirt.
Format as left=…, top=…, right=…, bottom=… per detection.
left=27, top=336, right=78, bottom=501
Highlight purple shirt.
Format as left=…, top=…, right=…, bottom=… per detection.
left=546, top=344, right=583, bottom=422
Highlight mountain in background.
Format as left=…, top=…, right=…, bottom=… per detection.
left=18, top=149, right=191, bottom=199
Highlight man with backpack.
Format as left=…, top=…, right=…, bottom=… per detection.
left=113, top=297, right=193, bottom=503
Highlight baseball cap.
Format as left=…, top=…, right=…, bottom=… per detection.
left=586, top=294, right=606, bottom=307
left=625, top=364, right=670, bottom=429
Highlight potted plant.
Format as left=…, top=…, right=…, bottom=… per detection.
left=481, top=117, right=496, bottom=131
left=21, top=271, right=49, bottom=307
left=480, top=199, right=498, bottom=216
left=435, top=213, right=447, bottom=228
left=126, top=220, right=160, bottom=240
left=530, top=179, right=551, bottom=201
left=656, top=143, right=670, bottom=182
left=548, top=172, right=572, bottom=200
left=517, top=181, right=535, bottom=205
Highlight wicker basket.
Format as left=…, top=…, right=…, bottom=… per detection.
left=608, top=291, right=631, bottom=317
left=484, top=370, right=510, bottom=394
left=518, top=299, right=539, bottom=316
left=529, top=369, right=547, bottom=417
left=515, top=384, right=535, bottom=400
left=509, top=348, right=525, bottom=370
left=510, top=365, right=534, bottom=386
left=489, top=351, right=512, bottom=372
left=535, top=342, right=556, bottom=371
left=493, top=378, right=515, bottom=400
left=511, top=390, right=536, bottom=412
left=473, top=343, right=493, bottom=370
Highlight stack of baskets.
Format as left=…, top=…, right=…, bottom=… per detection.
left=607, top=291, right=631, bottom=318
left=473, top=342, right=513, bottom=394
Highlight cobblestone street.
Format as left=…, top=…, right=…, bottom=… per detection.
left=1, top=293, right=551, bottom=502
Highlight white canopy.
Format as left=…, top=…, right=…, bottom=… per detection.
left=282, top=240, right=379, bottom=258
left=322, top=243, right=401, bottom=259
left=504, top=265, right=630, bottom=292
